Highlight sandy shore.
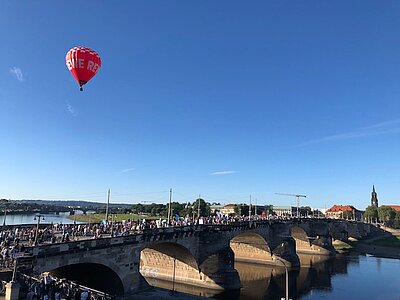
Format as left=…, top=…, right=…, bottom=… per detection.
left=349, top=229, right=400, bottom=259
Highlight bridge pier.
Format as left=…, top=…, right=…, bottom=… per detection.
left=5, top=282, right=20, bottom=300
left=271, top=238, right=300, bottom=268
left=199, top=247, right=240, bottom=290
left=122, top=268, right=150, bottom=294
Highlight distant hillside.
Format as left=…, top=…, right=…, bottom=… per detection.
left=19, top=199, right=132, bottom=208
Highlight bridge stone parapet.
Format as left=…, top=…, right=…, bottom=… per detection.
left=327, top=220, right=378, bottom=241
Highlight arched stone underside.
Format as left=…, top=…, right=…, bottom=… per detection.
left=140, top=242, right=232, bottom=291
left=230, top=231, right=300, bottom=268
left=291, top=226, right=312, bottom=253
left=292, top=226, right=334, bottom=255
left=49, top=263, right=124, bottom=296
left=230, top=232, right=274, bottom=265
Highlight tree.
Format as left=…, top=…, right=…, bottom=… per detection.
left=236, top=204, right=249, bottom=216
left=393, top=211, right=400, bottom=229
left=233, top=205, right=240, bottom=215
left=364, top=206, right=378, bottom=223
left=170, top=202, right=187, bottom=217
left=192, top=198, right=211, bottom=217
left=264, top=205, right=274, bottom=215
left=300, top=206, right=312, bottom=217
left=342, top=210, right=354, bottom=220
left=377, top=206, right=396, bottom=225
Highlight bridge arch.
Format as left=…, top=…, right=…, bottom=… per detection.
left=140, top=242, right=203, bottom=290
left=230, top=232, right=274, bottom=264
left=291, top=226, right=312, bottom=253
left=49, top=262, right=124, bottom=295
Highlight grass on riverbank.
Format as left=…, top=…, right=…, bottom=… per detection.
left=367, top=235, right=400, bottom=248
left=68, top=213, right=160, bottom=223
left=333, top=240, right=353, bottom=251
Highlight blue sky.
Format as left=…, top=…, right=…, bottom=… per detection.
left=1, top=1, right=400, bottom=209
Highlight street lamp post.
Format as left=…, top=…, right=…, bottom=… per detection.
left=3, top=208, right=7, bottom=227
left=33, top=214, right=44, bottom=245
left=275, top=256, right=289, bottom=300
left=11, top=257, right=18, bottom=282
left=170, top=257, right=176, bottom=295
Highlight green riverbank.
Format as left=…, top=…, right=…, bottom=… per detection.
left=67, top=213, right=159, bottom=223
left=333, top=234, right=400, bottom=258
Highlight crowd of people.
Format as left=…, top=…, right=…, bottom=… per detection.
left=138, top=212, right=292, bottom=229
left=0, top=213, right=292, bottom=241
left=0, top=212, right=300, bottom=298
left=21, top=273, right=112, bottom=300
left=0, top=212, right=294, bottom=271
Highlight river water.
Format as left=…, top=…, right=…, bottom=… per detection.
left=227, top=253, right=400, bottom=300
left=0, top=211, right=87, bottom=225
left=146, top=253, right=400, bottom=300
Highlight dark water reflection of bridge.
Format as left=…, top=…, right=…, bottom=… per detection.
left=144, top=253, right=351, bottom=299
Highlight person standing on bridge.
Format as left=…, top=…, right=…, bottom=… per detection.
left=80, top=289, right=89, bottom=300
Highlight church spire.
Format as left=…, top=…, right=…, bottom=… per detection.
left=371, top=185, right=378, bottom=208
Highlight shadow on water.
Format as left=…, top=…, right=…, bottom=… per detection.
left=143, top=277, right=236, bottom=298
left=214, top=253, right=348, bottom=300
left=141, top=254, right=341, bottom=299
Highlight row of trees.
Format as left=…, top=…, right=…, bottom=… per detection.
left=0, top=199, right=71, bottom=214
left=129, top=198, right=212, bottom=218
left=128, top=201, right=318, bottom=219
left=364, top=205, right=400, bottom=228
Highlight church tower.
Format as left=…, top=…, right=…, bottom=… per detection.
left=371, top=185, right=379, bottom=207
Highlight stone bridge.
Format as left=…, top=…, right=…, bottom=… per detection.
left=17, top=219, right=377, bottom=296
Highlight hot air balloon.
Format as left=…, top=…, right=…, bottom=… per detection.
left=65, top=46, right=102, bottom=91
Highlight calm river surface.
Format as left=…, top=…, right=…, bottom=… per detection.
left=147, top=253, right=400, bottom=300
left=0, top=211, right=86, bottom=225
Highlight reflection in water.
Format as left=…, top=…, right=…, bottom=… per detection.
left=143, top=277, right=235, bottom=298
left=216, top=254, right=336, bottom=300
left=143, top=252, right=400, bottom=299
left=143, top=254, right=335, bottom=299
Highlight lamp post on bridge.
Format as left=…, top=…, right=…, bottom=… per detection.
left=170, top=256, right=177, bottom=296
left=275, top=256, right=289, bottom=300
left=33, top=214, right=45, bottom=246
left=3, top=208, right=7, bottom=227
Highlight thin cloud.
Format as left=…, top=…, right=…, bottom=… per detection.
left=9, top=67, right=24, bottom=82
left=66, top=101, right=76, bottom=116
left=210, top=170, right=237, bottom=176
left=299, top=119, right=400, bottom=146
left=120, top=168, right=135, bottom=173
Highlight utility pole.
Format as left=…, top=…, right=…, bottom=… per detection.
left=3, top=207, right=6, bottom=227
left=167, top=188, right=172, bottom=226
left=249, top=195, right=252, bottom=219
left=33, top=214, right=44, bottom=245
left=105, top=189, right=110, bottom=223
left=197, top=194, right=201, bottom=218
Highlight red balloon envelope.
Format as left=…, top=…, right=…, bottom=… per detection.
left=66, top=46, right=101, bottom=91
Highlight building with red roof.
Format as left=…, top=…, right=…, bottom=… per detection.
left=326, top=205, right=363, bottom=220
left=386, top=205, right=400, bottom=212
